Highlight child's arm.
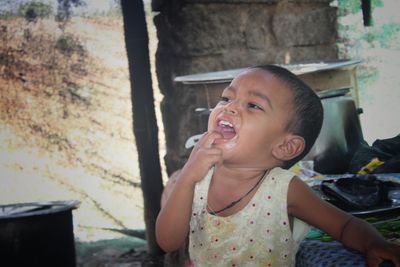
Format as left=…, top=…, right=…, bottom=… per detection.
left=288, top=177, right=400, bottom=267
left=155, top=132, right=223, bottom=252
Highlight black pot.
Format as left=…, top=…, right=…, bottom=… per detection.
left=303, top=88, right=364, bottom=174
left=0, top=200, right=79, bottom=267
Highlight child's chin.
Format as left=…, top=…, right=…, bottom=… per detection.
left=213, top=136, right=237, bottom=148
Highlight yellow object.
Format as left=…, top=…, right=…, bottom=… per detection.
left=358, top=157, right=385, bottom=175
left=289, top=162, right=302, bottom=174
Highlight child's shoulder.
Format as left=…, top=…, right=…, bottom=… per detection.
left=262, top=167, right=298, bottom=195
left=269, top=166, right=297, bottom=181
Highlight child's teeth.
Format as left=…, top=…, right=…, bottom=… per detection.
left=220, top=120, right=233, bottom=128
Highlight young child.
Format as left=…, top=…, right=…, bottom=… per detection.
left=156, top=65, right=400, bottom=266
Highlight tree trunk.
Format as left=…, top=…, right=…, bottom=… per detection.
left=120, top=0, right=164, bottom=261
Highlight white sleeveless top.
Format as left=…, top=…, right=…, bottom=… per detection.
left=189, top=167, right=309, bottom=267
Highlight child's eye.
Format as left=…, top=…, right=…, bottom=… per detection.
left=219, top=96, right=230, bottom=103
left=248, top=102, right=264, bottom=111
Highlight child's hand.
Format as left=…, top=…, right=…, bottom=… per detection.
left=180, top=131, right=223, bottom=184
left=366, top=240, right=400, bottom=267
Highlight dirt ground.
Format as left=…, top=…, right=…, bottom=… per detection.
left=76, top=244, right=164, bottom=267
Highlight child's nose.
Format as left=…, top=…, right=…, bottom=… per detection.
left=224, top=101, right=239, bottom=115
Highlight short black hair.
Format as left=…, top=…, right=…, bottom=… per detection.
left=253, top=65, right=323, bottom=168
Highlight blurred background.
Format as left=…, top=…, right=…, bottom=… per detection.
left=0, top=0, right=399, bottom=245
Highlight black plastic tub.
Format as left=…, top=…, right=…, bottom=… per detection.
left=0, top=200, right=79, bottom=267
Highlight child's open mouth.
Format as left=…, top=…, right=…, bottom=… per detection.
left=215, top=119, right=237, bottom=140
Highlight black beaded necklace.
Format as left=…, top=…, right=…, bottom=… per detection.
left=207, top=169, right=269, bottom=215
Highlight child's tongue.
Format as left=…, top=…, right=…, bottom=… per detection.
left=216, top=125, right=236, bottom=140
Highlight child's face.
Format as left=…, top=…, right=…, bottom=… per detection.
left=207, top=68, right=294, bottom=168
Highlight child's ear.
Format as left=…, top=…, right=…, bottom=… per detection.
left=272, top=134, right=305, bottom=161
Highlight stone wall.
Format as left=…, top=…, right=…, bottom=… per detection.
left=153, top=0, right=338, bottom=174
